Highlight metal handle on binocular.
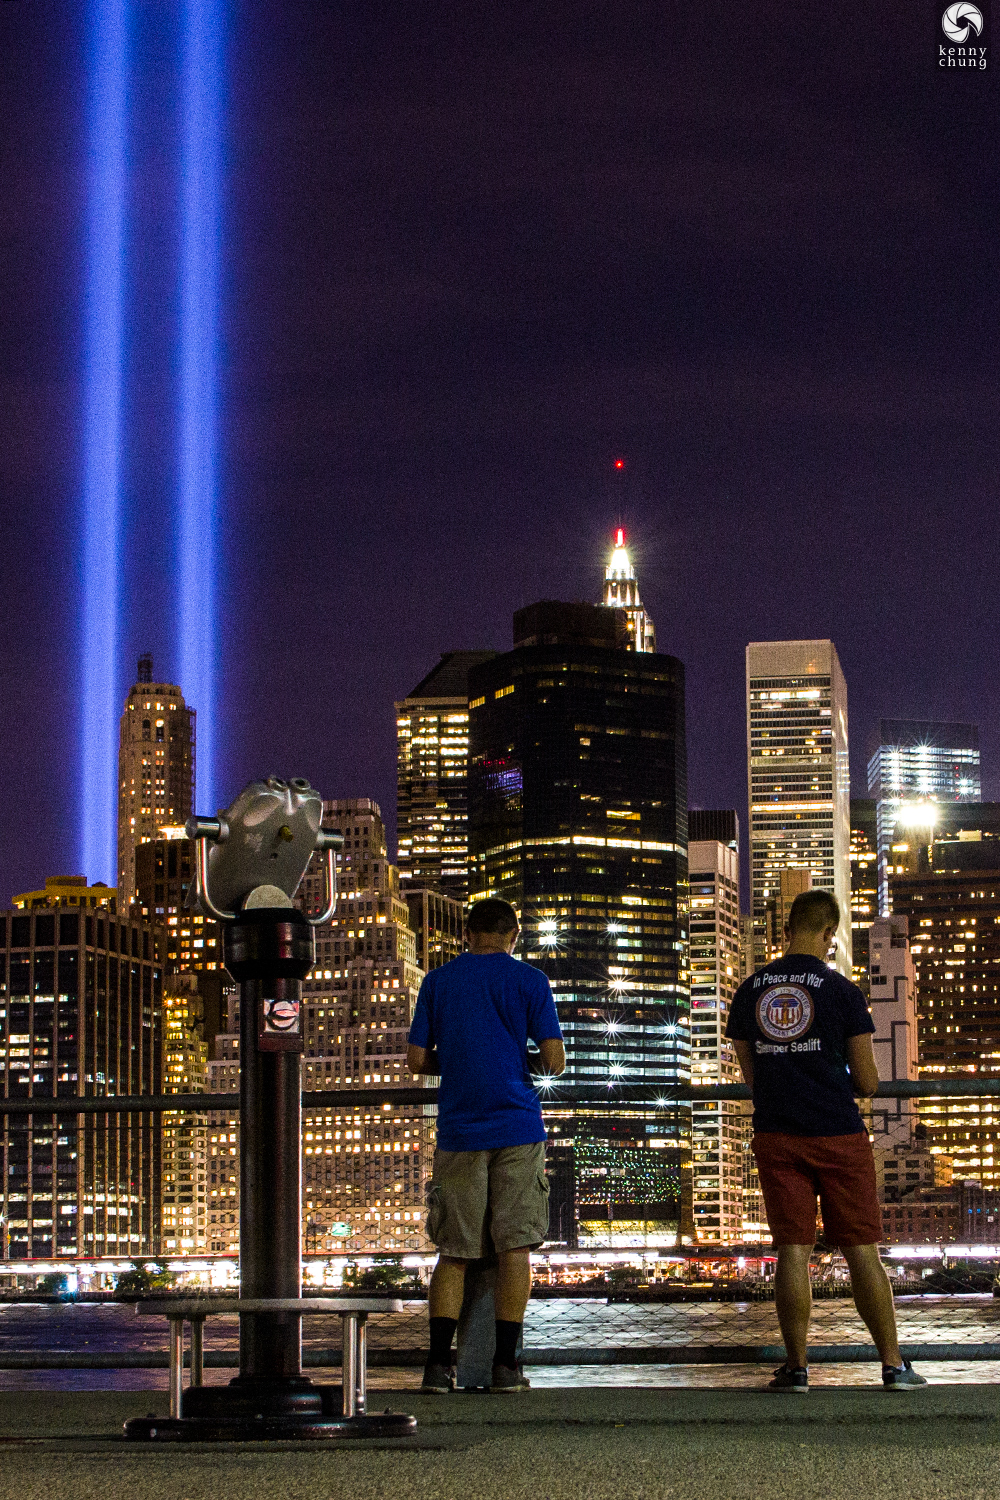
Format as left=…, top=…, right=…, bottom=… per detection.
left=186, top=817, right=342, bottom=927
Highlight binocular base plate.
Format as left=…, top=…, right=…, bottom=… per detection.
left=123, top=1411, right=418, bottom=1442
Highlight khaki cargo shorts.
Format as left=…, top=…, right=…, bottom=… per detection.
left=426, top=1141, right=550, bottom=1260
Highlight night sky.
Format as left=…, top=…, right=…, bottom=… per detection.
left=1, top=1, right=997, bottom=901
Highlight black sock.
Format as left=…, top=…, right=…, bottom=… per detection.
left=428, top=1316, right=458, bottom=1367
left=494, top=1319, right=521, bottom=1370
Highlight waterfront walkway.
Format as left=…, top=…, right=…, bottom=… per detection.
left=2, top=1385, right=1000, bottom=1500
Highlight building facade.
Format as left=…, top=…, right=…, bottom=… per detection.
left=746, top=639, right=851, bottom=976
left=0, top=903, right=162, bottom=1259
left=160, top=974, right=208, bottom=1254
left=132, top=832, right=220, bottom=974
left=405, top=888, right=464, bottom=974
left=867, top=915, right=919, bottom=1149
left=395, top=652, right=496, bottom=901
left=13, top=876, right=117, bottom=914
left=468, top=599, right=690, bottom=1247
left=868, top=720, right=980, bottom=915
left=117, top=656, right=195, bottom=910
left=890, top=816, right=1000, bottom=1188
left=688, top=826, right=742, bottom=1244
left=850, top=798, right=878, bottom=995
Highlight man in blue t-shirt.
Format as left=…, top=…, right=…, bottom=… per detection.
left=727, top=888, right=924, bottom=1392
left=407, top=897, right=564, bottom=1394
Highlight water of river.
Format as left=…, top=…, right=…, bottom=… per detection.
left=0, top=1298, right=998, bottom=1390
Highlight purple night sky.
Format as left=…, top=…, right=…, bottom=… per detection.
left=0, top=1, right=996, bottom=901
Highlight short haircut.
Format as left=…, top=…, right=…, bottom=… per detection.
left=788, top=888, right=840, bottom=935
left=466, top=897, right=519, bottom=935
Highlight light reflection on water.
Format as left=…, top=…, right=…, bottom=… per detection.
left=0, top=1298, right=997, bottom=1391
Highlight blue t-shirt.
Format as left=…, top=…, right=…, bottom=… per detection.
left=725, top=954, right=876, bottom=1136
left=408, top=952, right=563, bottom=1152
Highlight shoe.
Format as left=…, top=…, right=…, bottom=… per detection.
left=490, top=1363, right=530, bottom=1392
left=420, top=1360, right=454, bottom=1393
left=882, top=1360, right=927, bottom=1390
left=767, top=1363, right=809, bottom=1393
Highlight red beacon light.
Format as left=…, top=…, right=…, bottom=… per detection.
left=615, top=527, right=625, bottom=548
left=614, top=458, right=625, bottom=470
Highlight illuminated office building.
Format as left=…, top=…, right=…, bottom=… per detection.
left=688, top=813, right=742, bottom=1244
left=763, top=868, right=813, bottom=965
left=469, top=600, right=689, bottom=1247
left=746, top=640, right=851, bottom=976
left=396, top=652, right=496, bottom=900
left=0, top=903, right=162, bottom=1259
left=890, top=804, right=1000, bottom=1186
left=850, top=799, right=878, bottom=995
left=117, top=655, right=195, bottom=910
left=133, top=832, right=219, bottom=974
left=600, top=527, right=656, bottom=653
left=405, top=888, right=464, bottom=974
left=867, top=915, right=918, bottom=1150
left=868, top=720, right=980, bottom=915
left=160, top=975, right=208, bottom=1254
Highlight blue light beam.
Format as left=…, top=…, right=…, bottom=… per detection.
left=81, top=0, right=128, bottom=885
left=178, top=0, right=224, bottom=814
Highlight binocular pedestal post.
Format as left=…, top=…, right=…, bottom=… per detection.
left=125, top=906, right=416, bottom=1441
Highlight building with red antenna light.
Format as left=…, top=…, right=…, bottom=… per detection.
left=600, top=529, right=656, bottom=653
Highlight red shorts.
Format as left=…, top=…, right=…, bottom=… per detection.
left=752, top=1131, right=882, bottom=1247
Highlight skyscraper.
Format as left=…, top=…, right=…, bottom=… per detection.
left=0, top=901, right=163, bottom=1259
left=160, top=974, right=208, bottom=1254
left=468, top=599, right=689, bottom=1247
left=889, top=803, right=1000, bottom=1187
left=688, top=815, right=742, bottom=1244
left=395, top=652, right=496, bottom=900
left=600, top=527, right=656, bottom=652
left=850, top=798, right=878, bottom=995
left=296, top=799, right=433, bottom=1254
left=117, top=655, right=195, bottom=910
left=746, top=640, right=851, bottom=976
left=867, top=720, right=981, bottom=915
left=132, top=831, right=220, bottom=974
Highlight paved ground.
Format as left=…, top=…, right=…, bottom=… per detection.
left=1, top=1386, right=1000, bottom=1499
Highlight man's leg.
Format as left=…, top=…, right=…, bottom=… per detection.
left=841, top=1243, right=902, bottom=1368
left=774, top=1243, right=813, bottom=1369
left=495, top=1246, right=532, bottom=1322
left=429, top=1255, right=468, bottom=1318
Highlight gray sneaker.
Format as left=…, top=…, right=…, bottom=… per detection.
left=421, top=1360, right=454, bottom=1393
left=490, top=1363, right=530, bottom=1392
left=882, top=1360, right=927, bottom=1390
left=767, top=1363, right=809, bottom=1393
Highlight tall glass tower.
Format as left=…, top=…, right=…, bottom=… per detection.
left=867, top=720, right=981, bottom=914
left=600, top=527, right=656, bottom=653
left=468, top=600, right=689, bottom=1248
left=746, top=640, right=852, bottom=976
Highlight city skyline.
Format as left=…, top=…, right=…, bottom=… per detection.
left=1, top=2, right=997, bottom=899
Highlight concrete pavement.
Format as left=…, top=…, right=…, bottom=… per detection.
left=0, top=1385, right=999, bottom=1499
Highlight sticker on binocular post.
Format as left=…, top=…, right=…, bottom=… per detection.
left=258, top=996, right=303, bottom=1052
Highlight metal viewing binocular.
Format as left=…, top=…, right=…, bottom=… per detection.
left=186, top=776, right=343, bottom=923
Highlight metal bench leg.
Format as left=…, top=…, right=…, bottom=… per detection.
left=356, top=1314, right=367, bottom=1415
left=190, top=1316, right=205, bottom=1388
left=341, top=1312, right=358, bottom=1419
left=168, top=1318, right=184, bottom=1420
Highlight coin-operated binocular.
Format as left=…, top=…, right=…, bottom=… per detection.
left=186, top=777, right=343, bottom=1051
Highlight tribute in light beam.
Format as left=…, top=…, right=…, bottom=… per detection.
left=81, top=0, right=127, bottom=885
left=178, top=0, right=224, bottom=814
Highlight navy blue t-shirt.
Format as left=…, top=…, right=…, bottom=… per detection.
left=725, top=954, right=876, bottom=1136
left=408, top=952, right=563, bottom=1152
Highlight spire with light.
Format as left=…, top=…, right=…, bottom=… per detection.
left=600, top=525, right=656, bottom=652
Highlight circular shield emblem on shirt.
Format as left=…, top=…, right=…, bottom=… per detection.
left=756, top=984, right=813, bottom=1042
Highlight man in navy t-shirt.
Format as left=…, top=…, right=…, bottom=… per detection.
left=407, top=897, right=564, bottom=1393
left=727, top=888, right=924, bottom=1392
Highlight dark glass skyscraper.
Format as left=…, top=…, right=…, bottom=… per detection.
left=468, top=600, right=689, bottom=1247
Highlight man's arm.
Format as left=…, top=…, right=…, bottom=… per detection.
left=846, top=1033, right=880, bottom=1097
left=537, top=1038, right=566, bottom=1076
left=407, top=1044, right=439, bottom=1076
left=733, top=1039, right=755, bottom=1089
